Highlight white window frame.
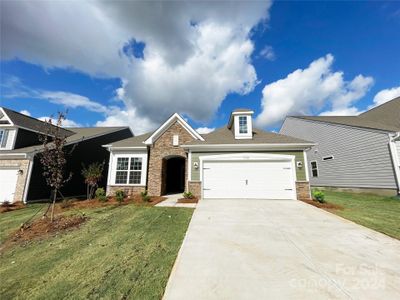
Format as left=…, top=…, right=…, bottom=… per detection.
left=109, top=152, right=147, bottom=186
left=310, top=161, right=318, bottom=177
left=0, top=129, right=4, bottom=147
left=233, top=115, right=253, bottom=139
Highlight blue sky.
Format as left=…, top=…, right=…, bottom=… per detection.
left=1, top=1, right=399, bottom=134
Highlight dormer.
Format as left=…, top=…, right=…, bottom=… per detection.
left=228, top=109, right=254, bottom=139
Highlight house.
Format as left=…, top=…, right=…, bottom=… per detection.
left=0, top=107, right=133, bottom=203
left=280, top=97, right=400, bottom=196
left=104, top=109, right=314, bottom=200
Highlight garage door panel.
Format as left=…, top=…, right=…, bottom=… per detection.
left=203, top=160, right=296, bottom=200
left=0, top=168, right=19, bottom=203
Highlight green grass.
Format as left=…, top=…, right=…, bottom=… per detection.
left=323, top=190, right=400, bottom=239
left=0, top=204, right=193, bottom=299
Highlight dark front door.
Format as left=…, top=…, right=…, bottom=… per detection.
left=165, top=157, right=185, bottom=194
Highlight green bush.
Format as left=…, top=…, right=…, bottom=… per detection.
left=115, top=190, right=125, bottom=204
left=60, top=199, right=73, bottom=209
left=312, top=189, right=325, bottom=203
left=182, top=191, right=194, bottom=199
left=140, top=190, right=151, bottom=202
left=95, top=188, right=107, bottom=202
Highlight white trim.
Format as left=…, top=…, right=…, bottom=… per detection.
left=199, top=153, right=297, bottom=200
left=107, top=146, right=147, bottom=150
left=182, top=143, right=314, bottom=151
left=144, top=113, right=204, bottom=145
left=109, top=152, right=148, bottom=186
left=188, top=150, right=192, bottom=183
left=388, top=133, right=400, bottom=194
left=0, top=108, right=14, bottom=126
left=22, top=159, right=34, bottom=204
left=0, top=153, right=27, bottom=158
left=303, top=150, right=310, bottom=182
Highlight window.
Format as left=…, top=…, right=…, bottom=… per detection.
left=239, top=116, right=248, bottom=134
left=172, top=134, right=179, bottom=146
left=115, top=157, right=142, bottom=184
left=322, top=156, right=334, bottom=161
left=310, top=161, right=318, bottom=177
left=0, top=129, right=8, bottom=148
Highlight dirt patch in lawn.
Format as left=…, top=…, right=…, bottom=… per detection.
left=300, top=199, right=344, bottom=211
left=0, top=202, right=26, bottom=213
left=177, top=198, right=198, bottom=204
left=1, top=215, right=87, bottom=252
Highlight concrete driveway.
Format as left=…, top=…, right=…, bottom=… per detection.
left=163, top=199, right=400, bottom=299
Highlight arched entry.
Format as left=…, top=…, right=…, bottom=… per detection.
left=162, top=156, right=185, bottom=194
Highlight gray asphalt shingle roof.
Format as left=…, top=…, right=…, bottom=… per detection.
left=290, top=97, right=400, bottom=132
left=108, top=132, right=151, bottom=148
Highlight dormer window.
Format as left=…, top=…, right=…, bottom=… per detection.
left=239, top=116, right=248, bottom=134
left=228, top=109, right=254, bottom=140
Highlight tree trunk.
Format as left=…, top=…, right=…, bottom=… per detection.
left=50, top=188, right=57, bottom=222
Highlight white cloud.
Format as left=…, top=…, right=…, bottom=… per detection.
left=20, top=109, right=31, bottom=116
left=196, top=127, right=215, bottom=134
left=38, top=116, right=82, bottom=128
left=95, top=107, right=157, bottom=135
left=1, top=1, right=272, bottom=124
left=369, top=86, right=400, bottom=109
left=255, top=54, right=374, bottom=127
left=259, top=45, right=275, bottom=61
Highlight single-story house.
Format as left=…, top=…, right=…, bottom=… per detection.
left=0, top=107, right=133, bottom=203
left=280, top=97, right=400, bottom=196
left=104, top=109, right=314, bottom=200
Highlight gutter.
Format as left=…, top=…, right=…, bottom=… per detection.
left=181, top=143, right=316, bottom=151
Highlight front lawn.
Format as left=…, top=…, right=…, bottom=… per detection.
left=322, top=190, right=400, bottom=239
left=0, top=203, right=193, bottom=299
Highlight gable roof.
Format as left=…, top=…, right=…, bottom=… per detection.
left=0, top=126, right=129, bottom=156
left=144, top=113, right=204, bottom=145
left=105, top=132, right=151, bottom=149
left=289, top=97, right=400, bottom=132
left=185, top=126, right=313, bottom=146
left=1, top=107, right=74, bottom=136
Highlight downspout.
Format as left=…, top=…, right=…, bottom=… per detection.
left=388, top=132, right=400, bottom=195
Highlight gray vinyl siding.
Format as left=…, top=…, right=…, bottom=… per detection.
left=190, top=151, right=306, bottom=181
left=280, top=118, right=397, bottom=189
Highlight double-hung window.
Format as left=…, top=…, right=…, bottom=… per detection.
left=239, top=116, right=248, bottom=134
left=115, top=157, right=142, bottom=184
left=311, top=161, right=318, bottom=177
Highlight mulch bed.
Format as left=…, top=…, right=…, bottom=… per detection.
left=1, top=215, right=87, bottom=252
left=300, top=199, right=343, bottom=210
left=177, top=198, right=198, bottom=204
left=0, top=202, right=26, bottom=213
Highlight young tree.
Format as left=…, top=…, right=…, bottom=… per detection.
left=81, top=161, right=105, bottom=200
left=38, top=112, right=73, bottom=222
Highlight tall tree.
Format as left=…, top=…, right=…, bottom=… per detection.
left=38, top=112, right=73, bottom=222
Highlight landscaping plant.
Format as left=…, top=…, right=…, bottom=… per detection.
left=95, top=188, right=107, bottom=202
left=182, top=191, right=194, bottom=199
left=38, top=112, right=74, bottom=222
left=312, top=189, right=325, bottom=203
left=140, top=190, right=151, bottom=202
left=81, top=161, right=105, bottom=200
left=115, top=190, right=125, bottom=204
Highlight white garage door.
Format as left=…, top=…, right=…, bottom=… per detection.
left=202, top=160, right=296, bottom=200
left=0, top=168, right=19, bottom=203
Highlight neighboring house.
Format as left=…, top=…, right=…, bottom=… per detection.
left=0, top=107, right=133, bottom=203
left=104, top=109, right=314, bottom=200
left=280, top=97, right=400, bottom=196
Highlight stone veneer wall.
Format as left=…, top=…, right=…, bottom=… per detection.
left=296, top=181, right=311, bottom=200
left=0, top=159, right=31, bottom=203
left=147, top=121, right=195, bottom=196
left=188, top=181, right=201, bottom=199
left=107, top=185, right=146, bottom=197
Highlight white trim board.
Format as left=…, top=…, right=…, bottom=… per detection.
left=144, top=113, right=204, bottom=145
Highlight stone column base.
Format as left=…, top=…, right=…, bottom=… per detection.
left=107, top=185, right=146, bottom=197
left=296, top=181, right=311, bottom=200
left=188, top=181, right=201, bottom=199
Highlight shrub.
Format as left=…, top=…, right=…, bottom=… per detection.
left=182, top=191, right=194, bottom=199
left=140, top=190, right=151, bottom=202
left=312, top=189, right=325, bottom=203
left=115, top=190, right=125, bottom=204
left=95, top=188, right=107, bottom=202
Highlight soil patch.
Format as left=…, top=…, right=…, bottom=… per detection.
left=1, top=215, right=87, bottom=252
left=0, top=202, right=26, bottom=213
left=301, top=199, right=343, bottom=210
left=177, top=198, right=198, bottom=204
